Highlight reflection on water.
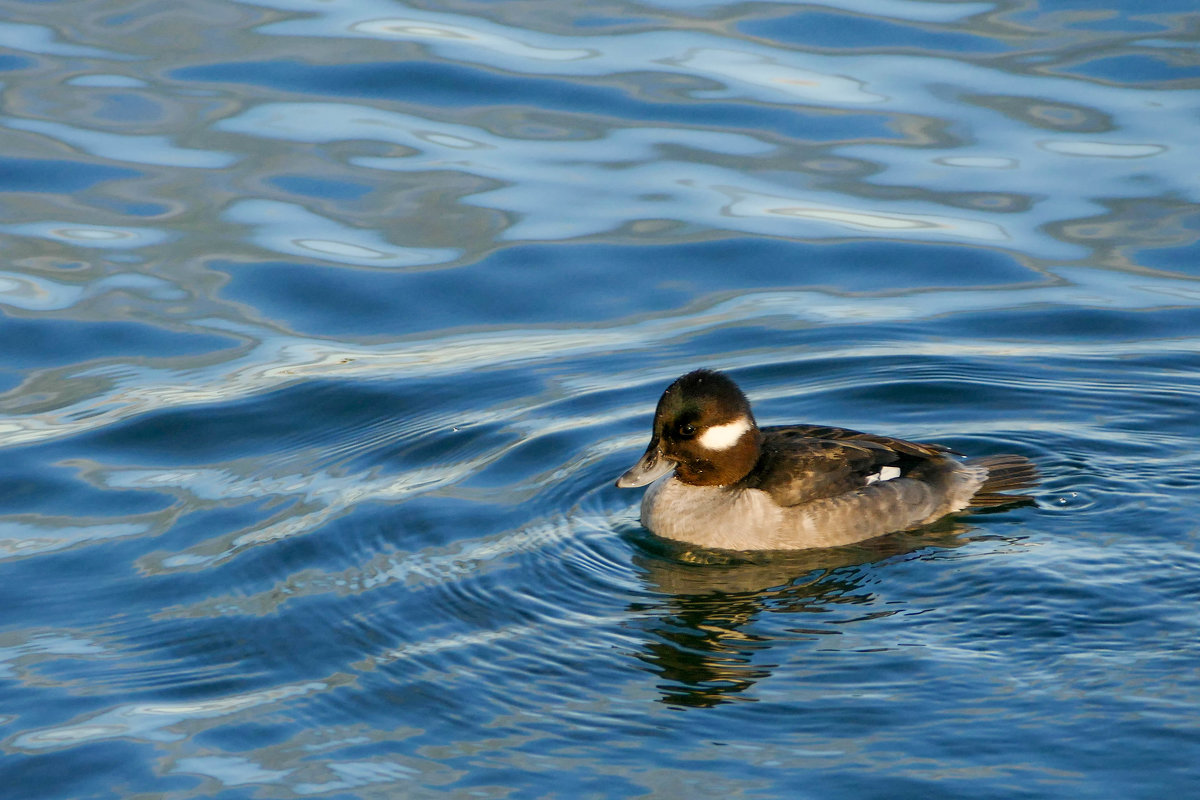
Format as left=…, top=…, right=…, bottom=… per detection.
left=1, top=0, right=1199, bottom=796
left=633, top=523, right=976, bottom=707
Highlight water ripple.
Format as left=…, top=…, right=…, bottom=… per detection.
left=11, top=677, right=346, bottom=749
left=5, top=118, right=237, bottom=169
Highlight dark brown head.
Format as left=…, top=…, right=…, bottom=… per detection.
left=616, top=369, right=763, bottom=488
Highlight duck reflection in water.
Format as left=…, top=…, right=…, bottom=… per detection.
left=628, top=521, right=979, bottom=708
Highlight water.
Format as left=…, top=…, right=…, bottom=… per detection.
left=2, top=0, right=1198, bottom=796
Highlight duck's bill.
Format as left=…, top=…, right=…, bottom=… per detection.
left=615, top=443, right=675, bottom=488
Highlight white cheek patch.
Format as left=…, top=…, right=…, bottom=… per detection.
left=865, top=465, right=902, bottom=485
left=697, top=417, right=752, bottom=450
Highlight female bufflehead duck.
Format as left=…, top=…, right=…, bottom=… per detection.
left=616, top=369, right=1037, bottom=550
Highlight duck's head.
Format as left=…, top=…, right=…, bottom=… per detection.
left=616, top=369, right=763, bottom=488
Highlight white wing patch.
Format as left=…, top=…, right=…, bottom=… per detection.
left=864, top=465, right=902, bottom=485
left=697, top=417, right=752, bottom=450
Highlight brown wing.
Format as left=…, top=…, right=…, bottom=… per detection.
left=766, top=424, right=959, bottom=459
left=741, top=424, right=957, bottom=507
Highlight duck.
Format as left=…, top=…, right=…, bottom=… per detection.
left=616, top=369, right=1037, bottom=550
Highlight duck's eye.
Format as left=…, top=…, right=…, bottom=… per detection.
left=677, top=422, right=697, bottom=438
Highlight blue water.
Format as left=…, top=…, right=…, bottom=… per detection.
left=2, top=0, right=1199, bottom=797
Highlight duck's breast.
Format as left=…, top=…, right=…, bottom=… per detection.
left=641, top=478, right=788, bottom=550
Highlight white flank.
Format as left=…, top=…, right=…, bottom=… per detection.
left=697, top=417, right=752, bottom=450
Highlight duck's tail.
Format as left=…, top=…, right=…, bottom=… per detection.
left=967, top=454, right=1039, bottom=508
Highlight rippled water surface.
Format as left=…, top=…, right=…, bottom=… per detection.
left=3, top=0, right=1199, bottom=796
